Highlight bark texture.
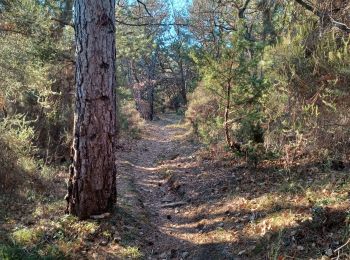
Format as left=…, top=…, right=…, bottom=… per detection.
left=67, top=0, right=117, bottom=219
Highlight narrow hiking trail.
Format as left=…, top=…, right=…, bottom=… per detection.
left=116, top=113, right=240, bottom=259
left=115, top=113, right=350, bottom=260
left=1, top=113, right=347, bottom=259
left=117, top=113, right=202, bottom=259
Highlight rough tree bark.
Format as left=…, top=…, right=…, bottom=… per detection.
left=66, top=0, right=117, bottom=219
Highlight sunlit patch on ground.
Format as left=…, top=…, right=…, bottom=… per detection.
left=1, top=113, right=350, bottom=259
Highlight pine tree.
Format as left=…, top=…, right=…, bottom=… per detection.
left=66, top=0, right=117, bottom=219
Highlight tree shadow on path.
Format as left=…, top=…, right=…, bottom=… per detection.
left=116, top=112, right=350, bottom=260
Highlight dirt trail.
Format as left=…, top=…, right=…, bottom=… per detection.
left=111, top=112, right=350, bottom=260
left=116, top=113, right=234, bottom=259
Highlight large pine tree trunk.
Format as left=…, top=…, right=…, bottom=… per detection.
left=66, top=0, right=117, bottom=219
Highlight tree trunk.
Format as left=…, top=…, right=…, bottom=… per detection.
left=179, top=59, right=187, bottom=105
left=148, top=84, right=154, bottom=120
left=66, top=0, right=117, bottom=219
left=224, top=81, right=240, bottom=152
left=145, top=51, right=157, bottom=121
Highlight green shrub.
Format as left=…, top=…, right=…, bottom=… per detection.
left=0, top=115, right=37, bottom=191
left=119, top=100, right=144, bottom=139
left=262, top=23, right=350, bottom=161
left=186, top=82, right=222, bottom=144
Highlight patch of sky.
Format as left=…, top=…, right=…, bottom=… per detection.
left=162, top=0, right=193, bottom=45
left=125, top=0, right=194, bottom=45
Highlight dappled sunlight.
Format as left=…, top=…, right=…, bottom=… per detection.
left=2, top=0, right=350, bottom=258
left=2, top=111, right=350, bottom=259
left=117, top=159, right=160, bottom=172
left=243, top=211, right=303, bottom=240
left=140, top=136, right=174, bottom=143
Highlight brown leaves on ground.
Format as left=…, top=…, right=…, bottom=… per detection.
left=116, top=113, right=350, bottom=259
left=1, top=113, right=350, bottom=259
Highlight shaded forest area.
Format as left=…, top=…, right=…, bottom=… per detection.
left=1, top=0, right=350, bottom=259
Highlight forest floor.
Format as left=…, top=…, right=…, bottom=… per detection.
left=115, top=113, right=350, bottom=260
left=1, top=112, right=350, bottom=259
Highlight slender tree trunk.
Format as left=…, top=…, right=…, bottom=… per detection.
left=262, top=2, right=277, bottom=43
left=148, top=84, right=154, bottom=120
left=147, top=51, right=157, bottom=120
left=224, top=81, right=240, bottom=152
left=66, top=0, right=117, bottom=219
left=179, top=59, right=187, bottom=105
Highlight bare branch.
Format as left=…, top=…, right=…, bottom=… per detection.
left=136, top=0, right=152, bottom=17
left=294, top=0, right=350, bottom=32
left=116, top=19, right=189, bottom=27
left=329, top=17, right=350, bottom=33
left=294, top=0, right=317, bottom=14
left=51, top=18, right=74, bottom=28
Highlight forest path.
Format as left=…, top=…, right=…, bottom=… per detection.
left=113, top=112, right=350, bottom=260
left=116, top=113, right=233, bottom=259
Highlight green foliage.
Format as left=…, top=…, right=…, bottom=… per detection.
left=188, top=25, right=268, bottom=157
left=0, top=114, right=37, bottom=191
left=121, top=246, right=143, bottom=259
left=119, top=104, right=143, bottom=140
left=0, top=0, right=75, bottom=192
left=187, top=3, right=350, bottom=164
left=0, top=243, right=64, bottom=260
left=12, top=227, right=43, bottom=246
left=262, top=20, right=350, bottom=161
left=186, top=82, right=221, bottom=144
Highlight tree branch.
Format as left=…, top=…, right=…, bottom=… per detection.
left=239, top=0, right=252, bottom=18
left=294, top=0, right=350, bottom=32
left=136, top=0, right=152, bottom=17
left=116, top=19, right=189, bottom=27
left=294, top=0, right=317, bottom=14
left=51, top=17, right=74, bottom=28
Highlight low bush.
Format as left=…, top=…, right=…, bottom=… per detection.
left=0, top=115, right=38, bottom=192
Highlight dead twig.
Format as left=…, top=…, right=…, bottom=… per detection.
left=334, top=238, right=350, bottom=253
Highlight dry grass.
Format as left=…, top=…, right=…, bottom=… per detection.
left=150, top=117, right=350, bottom=259
left=0, top=160, right=148, bottom=260
left=2, top=113, right=349, bottom=259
